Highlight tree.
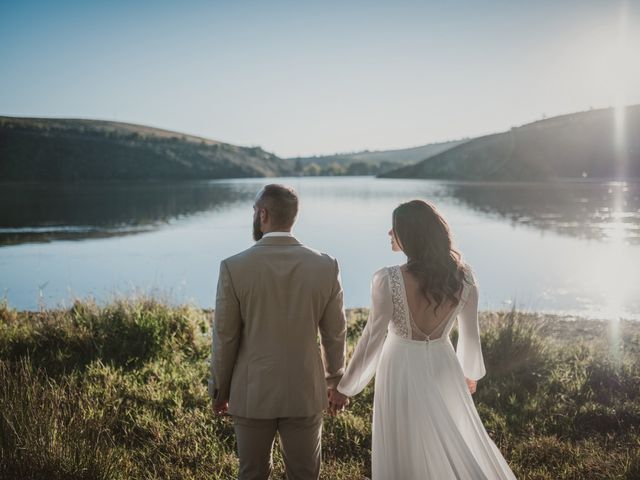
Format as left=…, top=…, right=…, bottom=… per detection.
left=323, top=162, right=346, bottom=176
left=346, top=161, right=373, bottom=175
left=304, top=163, right=322, bottom=176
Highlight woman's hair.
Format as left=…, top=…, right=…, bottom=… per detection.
left=392, top=200, right=468, bottom=311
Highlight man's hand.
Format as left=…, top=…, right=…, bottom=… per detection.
left=327, top=388, right=350, bottom=416
left=465, top=378, right=477, bottom=394
left=212, top=398, right=229, bottom=415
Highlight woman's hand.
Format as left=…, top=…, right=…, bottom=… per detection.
left=465, top=378, right=477, bottom=394
left=327, top=388, right=350, bottom=416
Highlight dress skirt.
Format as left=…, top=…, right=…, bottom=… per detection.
left=371, top=331, right=516, bottom=480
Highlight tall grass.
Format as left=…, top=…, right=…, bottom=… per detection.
left=0, top=298, right=207, bottom=376
left=0, top=360, right=118, bottom=480
left=0, top=299, right=638, bottom=479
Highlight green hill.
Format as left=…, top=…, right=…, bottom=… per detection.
left=381, top=105, right=640, bottom=181
left=0, top=117, right=292, bottom=181
left=288, top=139, right=466, bottom=175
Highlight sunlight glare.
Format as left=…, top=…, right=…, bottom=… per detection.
left=597, top=182, right=632, bottom=360
left=614, top=0, right=630, bottom=180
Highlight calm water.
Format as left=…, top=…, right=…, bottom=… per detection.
left=1, top=177, right=639, bottom=320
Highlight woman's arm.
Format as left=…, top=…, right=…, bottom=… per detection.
left=456, top=280, right=486, bottom=382
left=336, top=267, right=393, bottom=397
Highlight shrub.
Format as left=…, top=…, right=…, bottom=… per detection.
left=0, top=298, right=208, bottom=376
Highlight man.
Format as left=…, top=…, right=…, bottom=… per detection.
left=210, top=184, right=348, bottom=480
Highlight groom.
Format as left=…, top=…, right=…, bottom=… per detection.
left=210, top=184, right=348, bottom=480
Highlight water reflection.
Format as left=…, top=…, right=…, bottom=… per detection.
left=2, top=179, right=640, bottom=247
left=0, top=181, right=257, bottom=246
left=447, top=181, right=640, bottom=244
left=1, top=177, right=640, bottom=318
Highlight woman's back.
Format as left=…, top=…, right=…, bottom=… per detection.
left=400, top=265, right=460, bottom=341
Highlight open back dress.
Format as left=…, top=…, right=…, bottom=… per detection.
left=337, top=265, right=516, bottom=479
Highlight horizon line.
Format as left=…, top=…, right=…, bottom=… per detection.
left=2, top=101, right=638, bottom=159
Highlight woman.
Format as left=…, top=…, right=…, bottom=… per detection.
left=333, top=200, right=515, bottom=479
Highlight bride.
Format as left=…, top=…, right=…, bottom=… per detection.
left=331, top=200, right=516, bottom=479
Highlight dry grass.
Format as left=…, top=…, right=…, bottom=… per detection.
left=1, top=299, right=639, bottom=479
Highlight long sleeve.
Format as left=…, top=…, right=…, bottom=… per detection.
left=209, top=260, right=242, bottom=401
left=318, top=259, right=347, bottom=389
left=337, top=267, right=393, bottom=397
left=456, top=281, right=486, bottom=381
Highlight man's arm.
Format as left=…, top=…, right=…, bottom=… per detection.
left=210, top=260, right=242, bottom=405
left=318, top=258, right=347, bottom=390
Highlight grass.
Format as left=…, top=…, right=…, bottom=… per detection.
left=0, top=298, right=639, bottom=479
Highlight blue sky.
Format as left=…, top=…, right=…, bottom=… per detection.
left=1, top=0, right=639, bottom=157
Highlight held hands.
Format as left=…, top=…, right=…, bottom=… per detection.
left=212, top=398, right=229, bottom=415
left=465, top=378, right=477, bottom=394
left=327, top=388, right=350, bottom=416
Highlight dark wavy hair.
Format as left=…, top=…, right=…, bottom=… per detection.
left=392, top=200, right=468, bottom=312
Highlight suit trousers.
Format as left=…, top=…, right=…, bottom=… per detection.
left=232, top=413, right=323, bottom=480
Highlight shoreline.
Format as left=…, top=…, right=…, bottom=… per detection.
left=7, top=302, right=640, bottom=347
left=12, top=305, right=640, bottom=320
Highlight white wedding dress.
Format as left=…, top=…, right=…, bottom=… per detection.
left=337, top=265, right=516, bottom=479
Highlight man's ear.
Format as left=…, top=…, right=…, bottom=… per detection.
left=260, top=208, right=268, bottom=224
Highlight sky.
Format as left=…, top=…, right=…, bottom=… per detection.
left=1, top=0, right=639, bottom=157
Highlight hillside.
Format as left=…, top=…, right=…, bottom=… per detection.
left=0, top=117, right=292, bottom=181
left=381, top=105, right=640, bottom=181
left=288, top=139, right=466, bottom=175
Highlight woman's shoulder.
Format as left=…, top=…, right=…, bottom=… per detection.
left=372, top=264, right=401, bottom=278
left=460, top=262, right=478, bottom=287
left=371, top=265, right=401, bottom=285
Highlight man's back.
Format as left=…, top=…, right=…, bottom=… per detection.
left=213, top=235, right=346, bottom=418
left=211, top=184, right=346, bottom=480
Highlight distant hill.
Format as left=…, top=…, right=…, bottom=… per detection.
left=287, top=140, right=466, bottom=176
left=381, top=105, right=640, bottom=181
left=0, top=117, right=292, bottom=181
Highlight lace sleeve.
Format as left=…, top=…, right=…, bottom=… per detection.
left=456, top=275, right=486, bottom=381
left=336, top=267, right=392, bottom=397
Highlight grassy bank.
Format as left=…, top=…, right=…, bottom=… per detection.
left=1, top=298, right=639, bottom=479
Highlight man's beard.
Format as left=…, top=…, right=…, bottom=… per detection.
left=253, top=215, right=263, bottom=241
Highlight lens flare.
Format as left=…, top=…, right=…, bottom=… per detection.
left=614, top=0, right=630, bottom=180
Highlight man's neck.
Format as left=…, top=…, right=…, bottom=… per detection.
left=262, top=231, right=293, bottom=238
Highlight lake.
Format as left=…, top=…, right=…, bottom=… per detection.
left=1, top=176, right=639, bottom=320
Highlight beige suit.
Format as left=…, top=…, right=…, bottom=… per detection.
left=210, top=234, right=347, bottom=479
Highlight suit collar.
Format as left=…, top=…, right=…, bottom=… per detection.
left=254, top=235, right=302, bottom=247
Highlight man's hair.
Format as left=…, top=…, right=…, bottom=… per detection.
left=256, top=184, right=299, bottom=229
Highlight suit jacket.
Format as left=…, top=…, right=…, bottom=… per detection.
left=210, top=235, right=347, bottom=418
